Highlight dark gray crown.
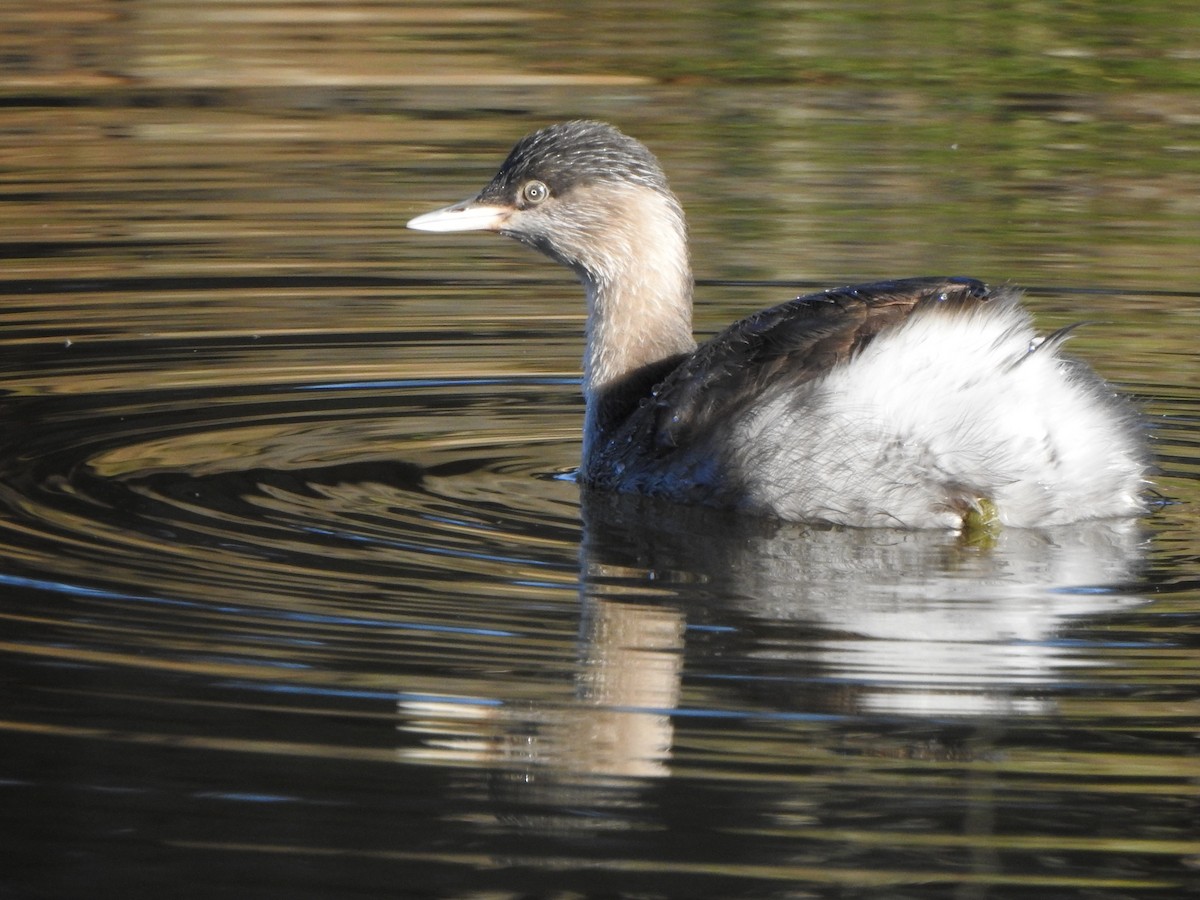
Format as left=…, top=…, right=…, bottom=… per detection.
left=482, top=120, right=672, bottom=199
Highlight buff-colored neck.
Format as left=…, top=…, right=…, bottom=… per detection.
left=572, top=186, right=697, bottom=461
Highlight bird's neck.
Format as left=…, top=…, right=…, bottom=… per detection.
left=576, top=189, right=697, bottom=462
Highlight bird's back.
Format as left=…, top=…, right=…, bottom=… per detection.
left=586, top=277, right=1147, bottom=529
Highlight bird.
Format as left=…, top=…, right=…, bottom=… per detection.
left=407, top=120, right=1147, bottom=530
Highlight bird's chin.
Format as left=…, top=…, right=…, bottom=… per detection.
left=407, top=201, right=511, bottom=232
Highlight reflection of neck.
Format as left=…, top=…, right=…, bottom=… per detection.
left=577, top=187, right=697, bottom=462
left=575, top=595, right=684, bottom=777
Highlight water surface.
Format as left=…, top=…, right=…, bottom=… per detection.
left=2, top=3, right=1198, bottom=898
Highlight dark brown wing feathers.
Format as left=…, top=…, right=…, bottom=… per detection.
left=646, top=276, right=994, bottom=452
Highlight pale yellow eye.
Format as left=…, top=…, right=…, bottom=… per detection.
left=522, top=180, right=549, bottom=205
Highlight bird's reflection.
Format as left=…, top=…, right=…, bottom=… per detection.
left=398, top=491, right=1146, bottom=787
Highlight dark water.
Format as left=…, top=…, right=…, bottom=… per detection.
left=3, top=3, right=1199, bottom=898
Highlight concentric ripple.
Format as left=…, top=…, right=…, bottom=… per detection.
left=0, top=367, right=591, bottom=694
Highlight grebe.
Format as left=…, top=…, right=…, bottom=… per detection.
left=408, top=120, right=1147, bottom=529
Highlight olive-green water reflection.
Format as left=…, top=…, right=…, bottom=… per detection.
left=2, top=2, right=1198, bottom=898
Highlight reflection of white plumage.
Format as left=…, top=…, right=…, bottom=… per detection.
left=410, top=121, right=1148, bottom=529
left=583, top=495, right=1148, bottom=719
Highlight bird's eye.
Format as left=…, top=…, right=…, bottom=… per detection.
left=522, top=180, right=549, bottom=206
